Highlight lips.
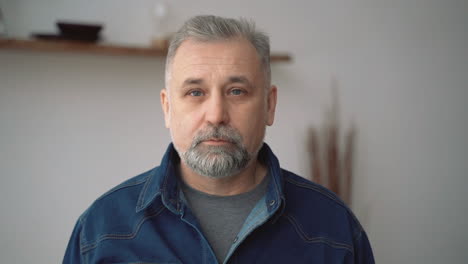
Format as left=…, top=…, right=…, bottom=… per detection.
left=204, top=138, right=230, bottom=143
left=200, top=137, right=236, bottom=146
left=206, top=138, right=227, bottom=142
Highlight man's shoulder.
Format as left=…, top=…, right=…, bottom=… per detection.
left=280, top=169, right=364, bottom=241
left=77, top=166, right=161, bottom=231
left=281, top=169, right=349, bottom=211
left=67, top=165, right=168, bottom=254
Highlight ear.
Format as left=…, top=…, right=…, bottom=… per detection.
left=266, top=85, right=277, bottom=126
left=160, top=89, right=171, bottom=128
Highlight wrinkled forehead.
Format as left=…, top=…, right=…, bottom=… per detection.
left=174, top=58, right=259, bottom=79
left=168, top=38, right=264, bottom=86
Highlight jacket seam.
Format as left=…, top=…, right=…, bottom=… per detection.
left=78, top=177, right=150, bottom=245
left=285, top=177, right=345, bottom=207
left=284, top=177, right=364, bottom=233
left=79, top=204, right=166, bottom=254
left=268, top=157, right=282, bottom=202
left=284, top=213, right=354, bottom=254
left=136, top=171, right=155, bottom=210
left=97, top=176, right=149, bottom=202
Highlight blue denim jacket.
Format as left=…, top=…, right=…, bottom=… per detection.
left=64, top=143, right=374, bottom=263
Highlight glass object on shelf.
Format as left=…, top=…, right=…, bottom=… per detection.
left=150, top=1, right=170, bottom=49
left=0, top=6, right=6, bottom=36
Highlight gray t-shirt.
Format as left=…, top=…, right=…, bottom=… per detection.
left=181, top=174, right=270, bottom=264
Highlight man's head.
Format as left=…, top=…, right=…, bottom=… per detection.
left=161, top=15, right=277, bottom=179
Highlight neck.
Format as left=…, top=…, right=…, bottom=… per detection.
left=179, top=159, right=267, bottom=196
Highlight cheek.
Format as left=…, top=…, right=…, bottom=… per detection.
left=169, top=106, right=203, bottom=147
left=233, top=103, right=268, bottom=143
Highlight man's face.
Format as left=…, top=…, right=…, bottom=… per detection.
left=161, top=37, right=277, bottom=177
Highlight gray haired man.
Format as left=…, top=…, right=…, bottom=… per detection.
left=64, top=15, right=374, bottom=264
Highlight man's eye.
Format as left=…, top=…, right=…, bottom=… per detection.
left=188, top=90, right=204, bottom=97
left=229, top=89, right=245, bottom=96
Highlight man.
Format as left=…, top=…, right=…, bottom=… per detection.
left=64, top=15, right=374, bottom=263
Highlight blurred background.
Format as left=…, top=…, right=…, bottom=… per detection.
left=1, top=0, right=467, bottom=263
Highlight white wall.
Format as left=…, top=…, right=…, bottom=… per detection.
left=1, top=0, right=467, bottom=263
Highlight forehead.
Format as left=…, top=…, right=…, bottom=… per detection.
left=170, top=38, right=262, bottom=83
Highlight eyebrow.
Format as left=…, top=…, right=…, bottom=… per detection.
left=228, top=76, right=252, bottom=87
left=181, top=75, right=253, bottom=87
left=183, top=78, right=204, bottom=86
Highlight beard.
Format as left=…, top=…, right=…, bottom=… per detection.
left=178, top=125, right=255, bottom=179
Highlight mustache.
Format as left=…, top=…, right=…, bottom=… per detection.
left=191, top=125, right=243, bottom=147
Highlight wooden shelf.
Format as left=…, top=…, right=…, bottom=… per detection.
left=0, top=38, right=292, bottom=62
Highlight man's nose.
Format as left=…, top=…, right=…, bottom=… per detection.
left=205, top=94, right=229, bottom=126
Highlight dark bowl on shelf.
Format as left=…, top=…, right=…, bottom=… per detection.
left=56, top=22, right=103, bottom=42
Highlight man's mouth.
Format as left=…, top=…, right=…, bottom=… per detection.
left=202, top=138, right=232, bottom=145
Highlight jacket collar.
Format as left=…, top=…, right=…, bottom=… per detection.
left=136, top=142, right=285, bottom=214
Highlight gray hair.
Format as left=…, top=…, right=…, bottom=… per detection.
left=165, top=15, right=271, bottom=89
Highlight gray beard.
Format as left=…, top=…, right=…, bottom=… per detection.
left=179, top=125, right=252, bottom=179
